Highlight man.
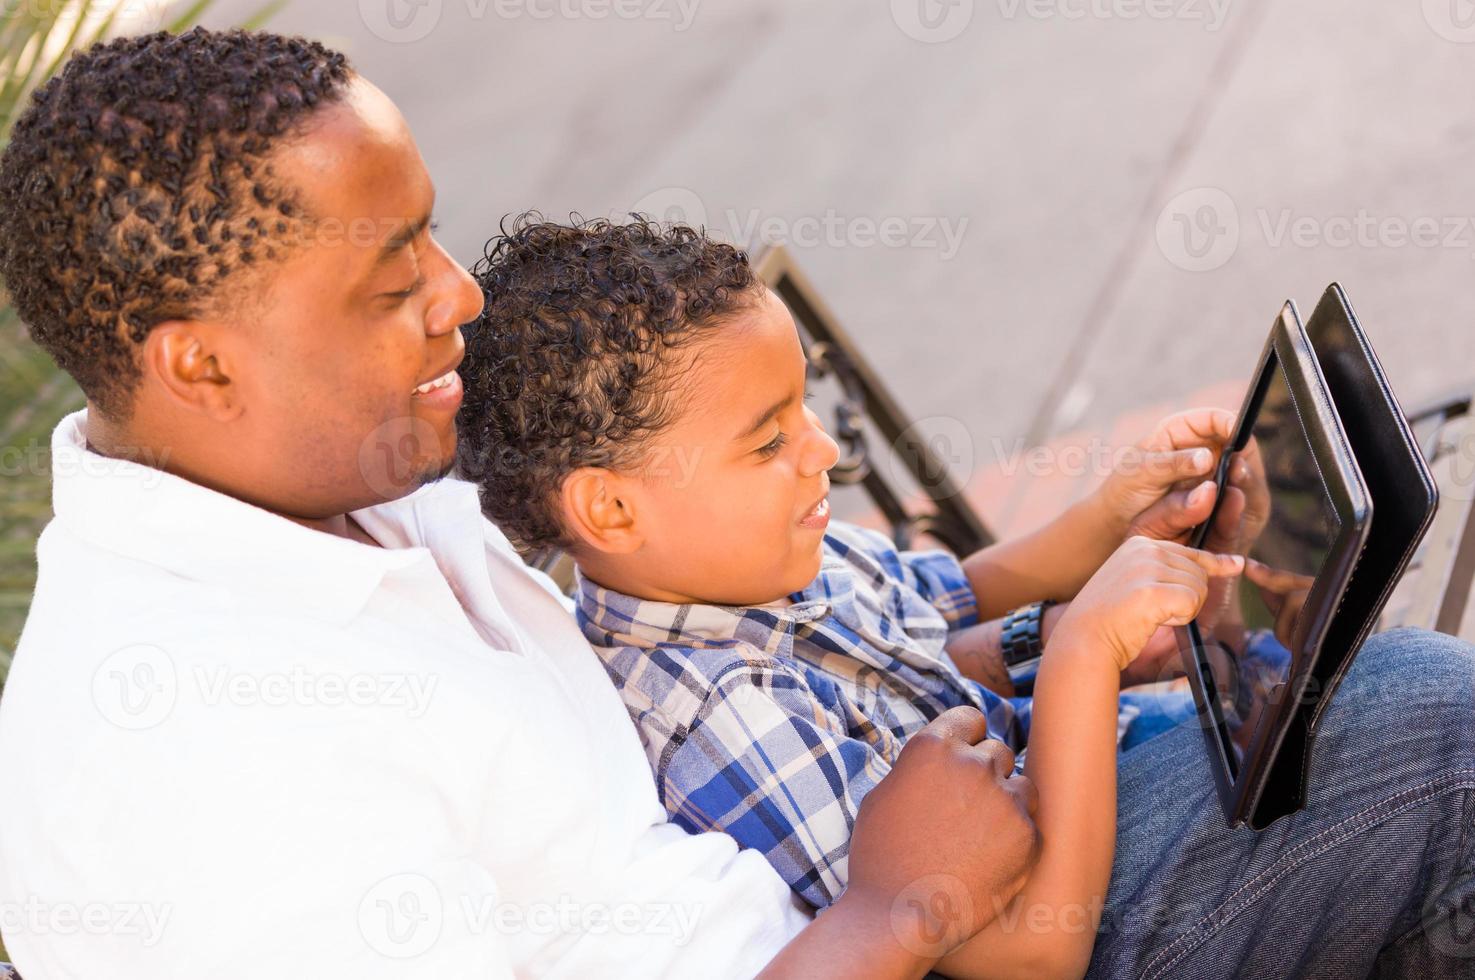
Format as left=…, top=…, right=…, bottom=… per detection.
left=0, top=29, right=1036, bottom=977
left=0, top=26, right=1473, bottom=980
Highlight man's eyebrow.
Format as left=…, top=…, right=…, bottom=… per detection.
left=373, top=211, right=433, bottom=267
left=735, top=392, right=796, bottom=441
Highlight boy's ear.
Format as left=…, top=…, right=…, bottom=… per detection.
left=560, top=467, right=644, bottom=554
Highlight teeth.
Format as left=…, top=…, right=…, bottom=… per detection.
left=811, top=498, right=829, bottom=518
left=413, top=369, right=457, bottom=395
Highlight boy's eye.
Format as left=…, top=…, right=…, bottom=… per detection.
left=385, top=276, right=425, bottom=301
left=756, top=431, right=788, bottom=459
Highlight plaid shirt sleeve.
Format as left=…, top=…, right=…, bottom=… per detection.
left=834, top=524, right=980, bottom=630
left=658, top=657, right=895, bottom=910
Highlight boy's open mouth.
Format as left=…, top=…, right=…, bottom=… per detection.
left=798, top=495, right=830, bottom=530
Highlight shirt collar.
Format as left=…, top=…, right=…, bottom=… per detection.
left=574, top=553, right=846, bottom=655
left=48, top=410, right=459, bottom=624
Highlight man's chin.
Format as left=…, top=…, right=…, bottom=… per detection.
left=408, top=452, right=458, bottom=491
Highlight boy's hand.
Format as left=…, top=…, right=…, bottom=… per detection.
left=1094, top=408, right=1236, bottom=545
left=1052, top=536, right=1244, bottom=673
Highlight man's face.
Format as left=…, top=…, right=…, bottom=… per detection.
left=613, top=288, right=842, bottom=605
left=201, top=76, right=483, bottom=519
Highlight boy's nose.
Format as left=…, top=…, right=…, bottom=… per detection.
left=800, top=425, right=842, bottom=478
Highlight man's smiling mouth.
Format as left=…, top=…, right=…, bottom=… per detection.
left=412, top=368, right=458, bottom=395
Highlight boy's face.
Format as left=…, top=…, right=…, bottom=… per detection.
left=585, top=287, right=841, bottom=606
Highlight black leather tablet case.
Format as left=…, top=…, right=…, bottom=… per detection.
left=1248, top=284, right=1439, bottom=827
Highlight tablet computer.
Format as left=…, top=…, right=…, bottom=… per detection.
left=1303, top=284, right=1439, bottom=693
left=1249, top=285, right=1440, bottom=819
left=1178, top=300, right=1372, bottom=829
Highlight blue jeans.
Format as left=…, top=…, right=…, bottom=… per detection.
left=1089, top=627, right=1475, bottom=978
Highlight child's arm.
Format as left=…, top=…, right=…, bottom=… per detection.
left=938, top=538, right=1243, bottom=979
left=961, top=408, right=1234, bottom=621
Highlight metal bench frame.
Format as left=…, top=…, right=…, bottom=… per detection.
left=752, top=243, right=993, bottom=556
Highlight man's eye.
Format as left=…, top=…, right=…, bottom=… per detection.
left=756, top=432, right=788, bottom=459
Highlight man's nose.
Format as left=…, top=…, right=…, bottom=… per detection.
left=425, top=254, right=485, bottom=337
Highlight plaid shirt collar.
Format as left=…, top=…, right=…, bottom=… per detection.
left=575, top=542, right=958, bottom=681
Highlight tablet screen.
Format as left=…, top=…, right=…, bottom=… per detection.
left=1195, top=353, right=1342, bottom=775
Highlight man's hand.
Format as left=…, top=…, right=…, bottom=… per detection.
left=1052, top=536, right=1244, bottom=673
left=1093, top=408, right=1236, bottom=545
left=846, top=707, right=1040, bottom=959
left=758, top=706, right=1041, bottom=978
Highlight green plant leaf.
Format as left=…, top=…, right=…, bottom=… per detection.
left=243, top=0, right=289, bottom=31
left=165, top=0, right=217, bottom=35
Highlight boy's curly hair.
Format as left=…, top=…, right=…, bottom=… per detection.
left=457, top=214, right=761, bottom=551
left=0, top=28, right=352, bottom=419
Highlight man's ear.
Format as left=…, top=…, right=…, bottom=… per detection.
left=561, top=467, right=644, bottom=554
left=140, top=321, right=241, bottom=421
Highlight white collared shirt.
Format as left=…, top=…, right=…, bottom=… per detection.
left=0, top=412, right=808, bottom=978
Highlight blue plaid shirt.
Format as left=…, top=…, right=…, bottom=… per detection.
left=577, top=521, right=1135, bottom=909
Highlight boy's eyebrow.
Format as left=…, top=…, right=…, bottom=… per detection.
left=735, top=392, right=796, bottom=441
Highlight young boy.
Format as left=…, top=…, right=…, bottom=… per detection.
left=456, top=216, right=1243, bottom=975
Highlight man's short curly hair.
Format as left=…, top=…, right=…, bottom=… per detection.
left=457, top=214, right=762, bottom=551
left=0, top=27, right=353, bottom=419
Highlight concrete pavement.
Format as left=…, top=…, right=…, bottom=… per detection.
left=203, top=0, right=1475, bottom=537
